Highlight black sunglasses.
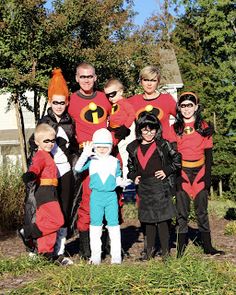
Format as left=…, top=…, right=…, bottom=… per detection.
left=105, top=91, right=118, bottom=99
left=52, top=101, right=66, bottom=105
left=43, top=139, right=56, bottom=143
left=78, top=75, right=94, bottom=79
left=142, top=78, right=158, bottom=82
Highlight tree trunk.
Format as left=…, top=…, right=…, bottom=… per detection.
left=13, top=93, right=27, bottom=172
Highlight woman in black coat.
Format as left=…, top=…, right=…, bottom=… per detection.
left=126, top=111, right=181, bottom=260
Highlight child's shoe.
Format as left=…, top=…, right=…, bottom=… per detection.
left=54, top=255, right=74, bottom=266
left=17, top=228, right=35, bottom=252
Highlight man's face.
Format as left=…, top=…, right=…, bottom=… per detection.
left=76, top=67, right=97, bottom=95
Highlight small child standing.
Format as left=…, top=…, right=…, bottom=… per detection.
left=104, top=78, right=135, bottom=145
left=104, top=78, right=135, bottom=179
left=169, top=92, right=224, bottom=257
left=18, top=123, right=68, bottom=264
left=127, top=112, right=181, bottom=261
left=75, top=128, right=126, bottom=265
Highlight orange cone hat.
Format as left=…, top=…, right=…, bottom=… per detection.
left=48, top=68, right=69, bottom=102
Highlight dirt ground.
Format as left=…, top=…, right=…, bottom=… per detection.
left=0, top=215, right=235, bottom=292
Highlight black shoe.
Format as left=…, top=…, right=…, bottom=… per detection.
left=138, top=248, right=155, bottom=262
left=54, top=255, right=74, bottom=266
left=204, top=247, right=225, bottom=256
left=17, top=228, right=35, bottom=252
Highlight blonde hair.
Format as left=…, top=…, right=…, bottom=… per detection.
left=104, top=78, right=124, bottom=91
left=34, top=123, right=56, bottom=142
left=139, top=65, right=161, bottom=81
left=76, top=62, right=95, bottom=75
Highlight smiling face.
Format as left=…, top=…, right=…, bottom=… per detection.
left=50, top=95, right=67, bottom=119
left=76, top=66, right=97, bottom=96
left=141, top=126, right=157, bottom=144
left=35, top=131, right=56, bottom=152
left=179, top=99, right=198, bottom=121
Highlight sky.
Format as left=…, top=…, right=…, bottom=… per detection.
left=133, top=0, right=158, bottom=26
left=45, top=0, right=158, bottom=27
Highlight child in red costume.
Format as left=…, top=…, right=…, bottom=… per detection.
left=68, top=62, right=111, bottom=259
left=104, top=78, right=135, bottom=180
left=128, top=65, right=176, bottom=141
left=169, top=92, right=224, bottom=257
left=104, top=78, right=135, bottom=145
left=18, top=124, right=69, bottom=264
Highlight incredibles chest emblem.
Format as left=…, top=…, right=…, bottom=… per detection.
left=184, top=126, right=194, bottom=135
left=111, top=104, right=119, bottom=115
left=136, top=104, right=164, bottom=121
left=80, top=102, right=107, bottom=124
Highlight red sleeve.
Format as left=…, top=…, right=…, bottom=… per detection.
left=121, top=99, right=136, bottom=128
left=29, top=152, right=45, bottom=176
left=166, top=125, right=177, bottom=143
left=168, top=94, right=177, bottom=117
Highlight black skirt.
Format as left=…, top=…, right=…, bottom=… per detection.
left=137, top=177, right=176, bottom=223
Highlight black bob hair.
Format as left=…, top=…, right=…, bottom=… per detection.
left=135, top=111, right=162, bottom=142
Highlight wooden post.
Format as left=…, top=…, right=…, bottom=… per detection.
left=13, top=94, right=27, bottom=172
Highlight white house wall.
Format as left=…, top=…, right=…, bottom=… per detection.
left=0, top=91, right=47, bottom=130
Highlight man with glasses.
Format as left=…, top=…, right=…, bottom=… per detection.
left=68, top=62, right=111, bottom=260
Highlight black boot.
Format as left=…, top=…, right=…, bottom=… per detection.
left=201, top=232, right=225, bottom=255
left=17, top=228, right=36, bottom=252
left=139, top=247, right=156, bottom=261
left=176, top=233, right=188, bottom=258
left=79, top=230, right=91, bottom=260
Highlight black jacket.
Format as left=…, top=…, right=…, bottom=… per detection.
left=126, top=138, right=181, bottom=193
left=28, top=108, right=79, bottom=164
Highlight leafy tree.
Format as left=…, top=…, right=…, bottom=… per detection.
left=172, top=0, right=236, bottom=195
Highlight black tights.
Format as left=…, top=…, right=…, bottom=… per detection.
left=146, top=221, right=170, bottom=257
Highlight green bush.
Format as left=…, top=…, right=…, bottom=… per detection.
left=0, top=164, right=25, bottom=231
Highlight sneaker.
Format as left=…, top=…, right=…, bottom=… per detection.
left=17, top=228, right=35, bottom=252
left=55, top=255, right=74, bottom=266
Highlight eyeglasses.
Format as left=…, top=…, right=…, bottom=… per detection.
left=78, top=75, right=94, bottom=79
left=43, top=139, right=56, bottom=143
left=180, top=103, right=194, bottom=109
left=142, top=79, right=158, bottom=83
left=52, top=101, right=66, bottom=105
left=141, top=129, right=156, bottom=135
left=105, top=91, right=118, bottom=99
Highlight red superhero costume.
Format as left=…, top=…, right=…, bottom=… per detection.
left=169, top=121, right=212, bottom=199
left=128, top=93, right=176, bottom=140
left=68, top=90, right=111, bottom=233
left=69, top=91, right=111, bottom=143
left=25, top=150, right=64, bottom=254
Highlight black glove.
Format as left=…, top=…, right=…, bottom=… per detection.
left=22, top=172, right=37, bottom=184
left=114, top=125, right=130, bottom=140
left=201, top=123, right=214, bottom=137
left=56, top=137, right=67, bottom=147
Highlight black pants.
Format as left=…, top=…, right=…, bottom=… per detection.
left=57, top=170, right=74, bottom=227
left=146, top=221, right=170, bottom=256
left=176, top=190, right=210, bottom=233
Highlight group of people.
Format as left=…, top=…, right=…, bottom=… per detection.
left=18, top=62, right=224, bottom=266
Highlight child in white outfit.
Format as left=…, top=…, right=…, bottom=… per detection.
left=75, top=128, right=127, bottom=264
